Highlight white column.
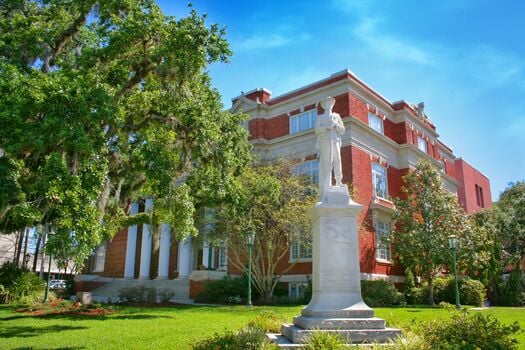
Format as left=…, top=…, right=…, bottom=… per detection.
left=202, top=241, right=209, bottom=268
left=139, top=198, right=153, bottom=279
left=124, top=202, right=139, bottom=278
left=157, top=223, right=171, bottom=279
left=177, top=236, right=192, bottom=278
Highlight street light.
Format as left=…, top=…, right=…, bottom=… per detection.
left=246, top=231, right=256, bottom=307
left=448, top=235, right=460, bottom=309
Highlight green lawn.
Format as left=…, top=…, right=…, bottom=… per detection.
left=0, top=304, right=523, bottom=349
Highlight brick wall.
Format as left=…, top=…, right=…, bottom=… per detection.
left=454, top=159, right=492, bottom=214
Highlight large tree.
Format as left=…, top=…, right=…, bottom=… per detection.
left=390, top=160, right=485, bottom=305
left=0, top=0, right=250, bottom=266
left=222, top=159, right=317, bottom=302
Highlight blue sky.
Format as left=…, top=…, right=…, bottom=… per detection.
left=158, top=0, right=525, bottom=200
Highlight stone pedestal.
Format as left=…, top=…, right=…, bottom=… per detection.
left=276, top=186, right=401, bottom=346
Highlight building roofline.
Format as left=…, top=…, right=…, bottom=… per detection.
left=231, top=88, right=273, bottom=102
left=455, top=157, right=490, bottom=180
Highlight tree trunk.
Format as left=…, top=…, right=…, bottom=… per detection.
left=22, top=228, right=29, bottom=268
left=32, top=234, right=42, bottom=272
left=15, top=230, right=24, bottom=266
left=427, top=275, right=435, bottom=305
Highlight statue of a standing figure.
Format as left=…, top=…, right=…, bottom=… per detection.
left=316, top=96, right=345, bottom=201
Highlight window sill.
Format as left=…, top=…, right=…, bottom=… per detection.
left=376, top=259, right=393, bottom=265
left=289, top=258, right=312, bottom=263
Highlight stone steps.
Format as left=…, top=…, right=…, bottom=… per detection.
left=89, top=278, right=192, bottom=304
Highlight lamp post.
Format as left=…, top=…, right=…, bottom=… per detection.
left=448, top=235, right=460, bottom=309
left=246, top=231, right=256, bottom=307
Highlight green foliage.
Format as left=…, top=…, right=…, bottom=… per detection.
left=118, top=285, right=157, bottom=304
left=246, top=310, right=284, bottom=333
left=0, top=262, right=44, bottom=304
left=194, top=275, right=255, bottom=304
left=422, top=312, right=520, bottom=350
left=421, top=277, right=485, bottom=306
left=304, top=331, right=346, bottom=350
left=192, top=326, right=275, bottom=350
left=224, top=159, right=318, bottom=301
left=391, top=160, right=484, bottom=304
left=0, top=0, right=250, bottom=265
left=361, top=280, right=404, bottom=307
left=387, top=331, right=431, bottom=350
left=157, top=287, right=175, bottom=303
left=494, top=270, right=525, bottom=306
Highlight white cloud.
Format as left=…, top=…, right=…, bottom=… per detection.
left=353, top=17, right=435, bottom=65
left=236, top=33, right=291, bottom=51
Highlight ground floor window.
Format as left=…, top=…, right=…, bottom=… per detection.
left=93, top=242, right=107, bottom=272
left=289, top=282, right=308, bottom=299
left=290, top=239, right=312, bottom=261
left=375, top=221, right=391, bottom=262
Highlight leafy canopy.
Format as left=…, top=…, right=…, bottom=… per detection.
left=0, top=0, right=251, bottom=265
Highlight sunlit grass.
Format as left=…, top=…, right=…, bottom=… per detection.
left=0, top=304, right=523, bottom=349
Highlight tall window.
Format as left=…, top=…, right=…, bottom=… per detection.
left=417, top=136, right=427, bottom=153
left=475, top=184, right=485, bottom=208
left=218, top=243, right=228, bottom=271
left=291, top=239, right=312, bottom=260
left=93, top=242, right=107, bottom=272
left=368, top=113, right=384, bottom=134
left=375, top=221, right=391, bottom=261
left=293, top=159, right=319, bottom=184
left=290, top=109, right=317, bottom=134
left=372, top=163, right=388, bottom=199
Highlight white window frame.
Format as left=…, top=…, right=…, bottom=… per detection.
left=375, top=220, right=392, bottom=262
left=372, top=163, right=388, bottom=199
left=217, top=243, right=228, bottom=272
left=92, top=242, right=107, bottom=272
left=368, top=113, right=384, bottom=134
left=290, top=239, right=312, bottom=262
left=293, top=159, right=319, bottom=184
left=289, top=282, right=308, bottom=299
left=417, top=136, right=427, bottom=153
left=290, top=109, right=317, bottom=134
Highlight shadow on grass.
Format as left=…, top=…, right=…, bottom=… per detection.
left=13, top=347, right=85, bottom=350
left=0, top=324, right=87, bottom=338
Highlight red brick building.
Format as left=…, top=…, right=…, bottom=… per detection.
left=77, top=69, right=491, bottom=300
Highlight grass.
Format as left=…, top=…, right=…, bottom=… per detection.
left=0, top=304, right=523, bottom=349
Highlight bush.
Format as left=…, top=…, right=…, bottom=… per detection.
left=361, top=280, right=404, bottom=306
left=494, top=270, right=524, bottom=306
left=195, top=275, right=257, bottom=304
left=157, top=287, right=175, bottom=303
left=422, top=312, right=520, bottom=350
left=304, top=331, right=345, bottom=350
left=247, top=310, right=283, bottom=333
left=0, top=262, right=45, bottom=304
left=118, top=285, right=157, bottom=303
left=192, top=326, right=276, bottom=350
left=431, top=277, right=485, bottom=306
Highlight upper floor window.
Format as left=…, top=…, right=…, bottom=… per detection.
left=368, top=113, right=384, bottom=134
left=290, top=109, right=317, bottom=134
left=294, top=159, right=319, bottom=184
left=475, top=184, right=485, bottom=208
left=417, top=136, right=427, bottom=153
left=372, top=163, right=388, bottom=199
left=291, top=239, right=312, bottom=261
left=375, top=220, right=392, bottom=261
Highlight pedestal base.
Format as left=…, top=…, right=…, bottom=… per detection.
left=280, top=324, right=402, bottom=345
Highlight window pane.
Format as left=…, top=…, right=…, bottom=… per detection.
left=368, top=113, right=384, bottom=134
left=417, top=137, right=427, bottom=153
left=290, top=110, right=318, bottom=134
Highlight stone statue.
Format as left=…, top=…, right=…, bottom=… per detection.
left=315, top=96, right=345, bottom=200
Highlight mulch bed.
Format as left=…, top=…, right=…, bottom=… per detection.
left=15, top=299, right=117, bottom=317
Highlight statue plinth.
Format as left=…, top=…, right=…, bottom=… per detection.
left=277, top=187, right=401, bottom=346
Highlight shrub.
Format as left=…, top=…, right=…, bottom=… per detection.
left=422, top=312, right=520, bottom=350
left=192, top=326, right=276, bottom=350
left=495, top=270, right=524, bottom=306
left=460, top=279, right=485, bottom=306
left=247, top=310, right=283, bottom=333
left=304, top=331, right=345, bottom=350
left=118, top=285, right=157, bottom=303
left=361, top=280, right=404, bottom=306
left=0, top=262, right=45, bottom=305
left=195, top=275, right=257, bottom=304
left=157, top=287, right=175, bottom=303
left=387, top=331, right=431, bottom=350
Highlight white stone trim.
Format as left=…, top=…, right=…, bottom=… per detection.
left=360, top=273, right=406, bottom=283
